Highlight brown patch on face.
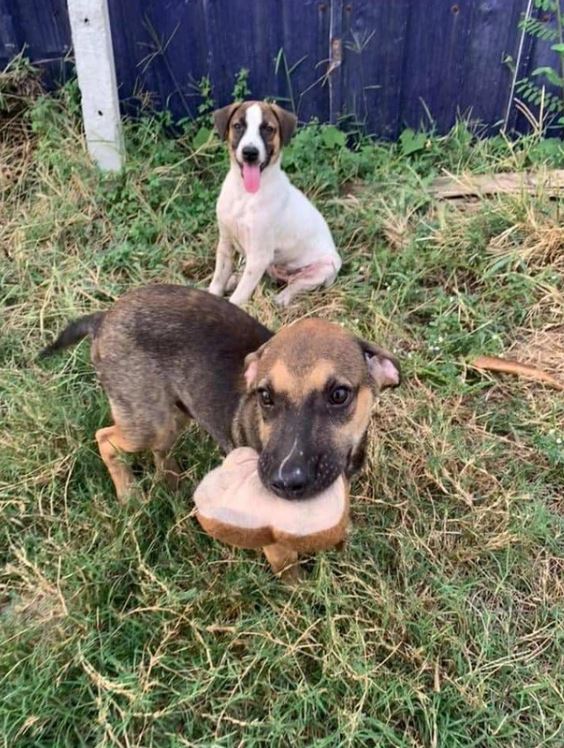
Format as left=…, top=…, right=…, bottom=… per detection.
left=213, top=103, right=240, bottom=140
left=338, top=386, right=374, bottom=448
left=213, top=101, right=296, bottom=168
left=304, top=359, right=339, bottom=393
left=266, top=359, right=293, bottom=395
left=269, top=103, right=297, bottom=145
left=265, top=358, right=338, bottom=402
left=256, top=319, right=369, bottom=387
left=226, top=102, right=250, bottom=159
left=258, top=418, right=272, bottom=446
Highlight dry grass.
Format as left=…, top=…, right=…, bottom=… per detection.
left=0, top=70, right=563, bottom=747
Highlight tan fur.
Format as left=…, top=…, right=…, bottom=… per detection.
left=95, top=425, right=138, bottom=502
left=258, top=419, right=272, bottom=446
left=262, top=544, right=300, bottom=583
left=265, top=359, right=293, bottom=395
left=339, top=387, right=374, bottom=445
left=256, top=320, right=368, bottom=388
left=265, top=358, right=338, bottom=401
left=303, top=359, right=339, bottom=394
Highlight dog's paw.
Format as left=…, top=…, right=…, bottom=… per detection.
left=208, top=283, right=223, bottom=297
left=225, top=273, right=241, bottom=293
left=273, top=290, right=293, bottom=308
left=228, top=293, right=248, bottom=308
left=278, top=563, right=305, bottom=586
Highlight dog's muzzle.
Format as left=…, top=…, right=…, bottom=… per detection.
left=239, top=146, right=263, bottom=194
left=241, top=145, right=260, bottom=164
left=258, top=451, right=341, bottom=501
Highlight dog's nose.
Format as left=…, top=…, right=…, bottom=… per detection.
left=270, top=465, right=308, bottom=498
left=242, top=145, right=259, bottom=163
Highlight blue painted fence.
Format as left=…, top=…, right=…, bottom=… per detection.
left=1, top=0, right=562, bottom=137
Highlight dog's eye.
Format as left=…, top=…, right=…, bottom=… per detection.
left=232, top=122, right=243, bottom=132
left=258, top=387, right=274, bottom=408
left=261, top=123, right=275, bottom=134
left=329, top=386, right=351, bottom=406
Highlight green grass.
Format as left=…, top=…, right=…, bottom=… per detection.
left=1, top=72, right=563, bottom=747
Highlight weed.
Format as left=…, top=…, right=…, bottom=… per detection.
left=516, top=0, right=564, bottom=129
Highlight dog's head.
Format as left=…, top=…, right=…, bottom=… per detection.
left=244, top=319, right=400, bottom=500
left=213, top=101, right=297, bottom=194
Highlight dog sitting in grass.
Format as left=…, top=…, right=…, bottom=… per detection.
left=208, top=101, right=342, bottom=307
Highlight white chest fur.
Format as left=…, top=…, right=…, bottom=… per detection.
left=211, top=158, right=341, bottom=306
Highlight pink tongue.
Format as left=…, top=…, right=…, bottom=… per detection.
left=242, top=163, right=261, bottom=193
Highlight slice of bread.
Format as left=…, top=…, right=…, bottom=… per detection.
left=194, top=447, right=349, bottom=552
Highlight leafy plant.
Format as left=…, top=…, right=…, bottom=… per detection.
left=232, top=67, right=251, bottom=102
left=516, top=0, right=564, bottom=126
left=188, top=69, right=252, bottom=149
left=399, top=128, right=428, bottom=156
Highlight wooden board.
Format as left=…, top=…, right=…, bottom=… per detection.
left=430, top=170, right=564, bottom=199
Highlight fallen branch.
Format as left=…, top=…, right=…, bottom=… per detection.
left=431, top=170, right=564, bottom=199
left=470, top=355, right=564, bottom=391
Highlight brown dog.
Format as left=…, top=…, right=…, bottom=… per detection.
left=41, top=285, right=400, bottom=576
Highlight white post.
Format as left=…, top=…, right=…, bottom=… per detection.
left=67, top=0, right=124, bottom=171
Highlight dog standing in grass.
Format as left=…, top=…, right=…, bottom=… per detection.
left=40, top=285, right=400, bottom=577
left=208, top=101, right=342, bottom=307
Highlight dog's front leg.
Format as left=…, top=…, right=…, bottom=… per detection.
left=209, top=233, right=234, bottom=297
left=229, top=254, right=270, bottom=307
left=262, top=543, right=301, bottom=584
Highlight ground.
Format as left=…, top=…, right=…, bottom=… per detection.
left=1, top=69, right=563, bottom=747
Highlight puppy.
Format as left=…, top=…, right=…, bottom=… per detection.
left=208, top=101, right=342, bottom=307
left=41, top=285, right=400, bottom=576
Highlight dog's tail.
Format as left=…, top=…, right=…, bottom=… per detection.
left=38, top=312, right=105, bottom=359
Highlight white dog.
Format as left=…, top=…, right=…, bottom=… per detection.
left=208, top=101, right=342, bottom=307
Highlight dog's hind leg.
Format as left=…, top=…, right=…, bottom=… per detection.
left=225, top=271, right=241, bottom=293
left=95, top=425, right=140, bottom=501
left=273, top=260, right=339, bottom=307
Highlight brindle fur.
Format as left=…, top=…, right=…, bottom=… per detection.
left=41, top=285, right=399, bottom=579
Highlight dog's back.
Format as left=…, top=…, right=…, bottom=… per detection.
left=43, top=285, right=273, bottom=452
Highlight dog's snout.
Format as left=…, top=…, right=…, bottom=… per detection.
left=270, top=464, right=308, bottom=498
left=242, top=145, right=260, bottom=163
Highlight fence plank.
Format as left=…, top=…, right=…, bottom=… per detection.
left=1, top=0, right=562, bottom=137
left=0, top=0, right=70, bottom=76
left=341, top=0, right=410, bottom=138
left=399, top=0, right=475, bottom=132
left=458, top=0, right=527, bottom=133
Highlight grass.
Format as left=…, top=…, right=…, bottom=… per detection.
left=1, top=67, right=563, bottom=747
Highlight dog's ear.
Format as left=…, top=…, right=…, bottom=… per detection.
left=357, top=339, right=401, bottom=390
left=270, top=103, right=297, bottom=145
left=243, top=342, right=269, bottom=389
left=213, top=103, right=240, bottom=140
